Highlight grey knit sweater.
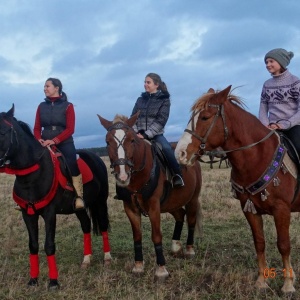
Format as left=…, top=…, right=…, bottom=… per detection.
left=259, top=70, right=300, bottom=129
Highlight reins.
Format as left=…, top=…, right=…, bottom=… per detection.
left=206, top=130, right=275, bottom=157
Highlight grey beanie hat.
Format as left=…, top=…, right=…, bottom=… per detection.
left=264, top=48, right=294, bottom=68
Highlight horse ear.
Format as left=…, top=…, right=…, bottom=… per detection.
left=215, top=85, right=232, bottom=104
left=127, top=111, right=140, bottom=128
left=7, top=104, right=15, bottom=117
left=207, top=88, right=215, bottom=93
left=97, top=114, right=113, bottom=130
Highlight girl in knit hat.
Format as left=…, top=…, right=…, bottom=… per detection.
left=259, top=48, right=300, bottom=157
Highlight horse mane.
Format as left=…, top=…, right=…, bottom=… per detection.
left=113, top=114, right=128, bottom=123
left=191, top=88, right=246, bottom=112
left=17, top=120, right=35, bottom=138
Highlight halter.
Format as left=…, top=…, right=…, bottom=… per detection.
left=184, top=103, right=275, bottom=156
left=184, top=104, right=228, bottom=151
left=107, top=122, right=146, bottom=174
left=0, top=119, right=18, bottom=167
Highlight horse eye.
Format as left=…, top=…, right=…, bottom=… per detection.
left=201, top=116, right=209, bottom=121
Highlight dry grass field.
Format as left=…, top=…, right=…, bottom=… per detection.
left=0, top=157, right=300, bottom=299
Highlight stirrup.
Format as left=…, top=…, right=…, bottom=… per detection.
left=172, top=174, right=185, bottom=187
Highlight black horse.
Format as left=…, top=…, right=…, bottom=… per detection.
left=0, top=105, right=111, bottom=290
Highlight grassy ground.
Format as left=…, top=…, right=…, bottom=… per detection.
left=0, top=158, right=300, bottom=299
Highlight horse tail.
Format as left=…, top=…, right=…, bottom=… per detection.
left=194, top=195, right=203, bottom=239
left=77, top=150, right=110, bottom=235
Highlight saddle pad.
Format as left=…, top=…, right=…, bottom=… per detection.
left=77, top=158, right=93, bottom=184
left=283, top=153, right=297, bottom=179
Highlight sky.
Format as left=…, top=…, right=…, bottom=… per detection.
left=1, top=0, right=300, bottom=148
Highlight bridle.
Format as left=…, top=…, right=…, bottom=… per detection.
left=106, top=122, right=146, bottom=174
left=0, top=119, right=18, bottom=167
left=184, top=103, right=275, bottom=157
left=184, top=104, right=228, bottom=153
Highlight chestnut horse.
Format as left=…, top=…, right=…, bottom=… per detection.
left=0, top=105, right=111, bottom=289
left=175, top=85, right=300, bottom=293
left=98, top=113, right=202, bottom=282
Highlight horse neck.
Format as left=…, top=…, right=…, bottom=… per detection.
left=15, top=149, right=54, bottom=200
left=130, top=140, right=154, bottom=186
left=11, top=132, right=45, bottom=169
left=223, top=109, right=279, bottom=180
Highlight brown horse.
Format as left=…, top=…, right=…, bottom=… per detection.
left=175, top=85, right=300, bottom=293
left=98, top=113, right=202, bottom=282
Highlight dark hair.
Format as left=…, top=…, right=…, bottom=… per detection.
left=46, top=77, right=67, bottom=99
left=146, top=73, right=169, bottom=93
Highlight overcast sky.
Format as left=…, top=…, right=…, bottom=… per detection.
left=1, top=0, right=299, bottom=148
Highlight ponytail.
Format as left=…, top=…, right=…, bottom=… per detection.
left=146, top=73, right=169, bottom=94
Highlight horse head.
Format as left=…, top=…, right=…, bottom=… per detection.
left=0, top=104, right=42, bottom=169
left=0, top=104, right=17, bottom=167
left=98, top=112, right=145, bottom=187
left=175, top=85, right=232, bottom=166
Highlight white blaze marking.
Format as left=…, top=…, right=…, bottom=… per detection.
left=115, top=129, right=127, bottom=180
left=175, top=111, right=199, bottom=163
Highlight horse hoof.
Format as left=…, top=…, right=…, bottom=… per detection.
left=132, top=261, right=144, bottom=275
left=185, top=246, right=195, bottom=259
left=171, top=240, right=183, bottom=257
left=27, top=278, right=38, bottom=287
left=103, top=258, right=112, bottom=267
left=103, top=252, right=112, bottom=266
left=48, top=279, right=60, bottom=291
left=81, top=261, right=90, bottom=269
left=154, top=266, right=170, bottom=283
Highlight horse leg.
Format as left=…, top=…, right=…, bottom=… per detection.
left=76, top=209, right=112, bottom=268
left=101, top=231, right=112, bottom=266
left=22, top=212, right=40, bottom=286
left=123, top=202, right=144, bottom=275
left=169, top=208, right=186, bottom=256
left=148, top=205, right=169, bottom=282
left=243, top=211, right=268, bottom=289
left=184, top=195, right=201, bottom=259
left=75, top=210, right=93, bottom=268
left=42, top=209, right=60, bottom=290
left=273, top=209, right=295, bottom=293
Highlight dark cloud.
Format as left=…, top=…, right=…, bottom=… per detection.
left=1, top=0, right=300, bottom=148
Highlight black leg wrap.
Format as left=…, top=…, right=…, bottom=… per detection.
left=187, top=227, right=195, bottom=245
left=134, top=241, right=143, bottom=261
left=172, top=221, right=184, bottom=240
left=154, top=242, right=166, bottom=266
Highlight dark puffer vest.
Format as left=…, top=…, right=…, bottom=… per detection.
left=39, top=94, right=73, bottom=143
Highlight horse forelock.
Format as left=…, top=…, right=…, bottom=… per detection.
left=113, top=114, right=128, bottom=124
left=191, top=90, right=245, bottom=112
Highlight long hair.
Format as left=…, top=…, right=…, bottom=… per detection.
left=146, top=73, right=169, bottom=94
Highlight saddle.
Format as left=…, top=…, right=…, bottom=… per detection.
left=278, top=131, right=300, bottom=171
left=13, top=146, right=93, bottom=215
left=115, top=141, right=172, bottom=204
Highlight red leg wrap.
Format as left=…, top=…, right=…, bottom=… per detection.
left=83, top=233, right=92, bottom=255
left=47, top=255, right=58, bottom=279
left=102, top=231, right=111, bottom=253
left=29, top=254, right=39, bottom=278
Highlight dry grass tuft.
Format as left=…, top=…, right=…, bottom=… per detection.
left=0, top=158, right=299, bottom=299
